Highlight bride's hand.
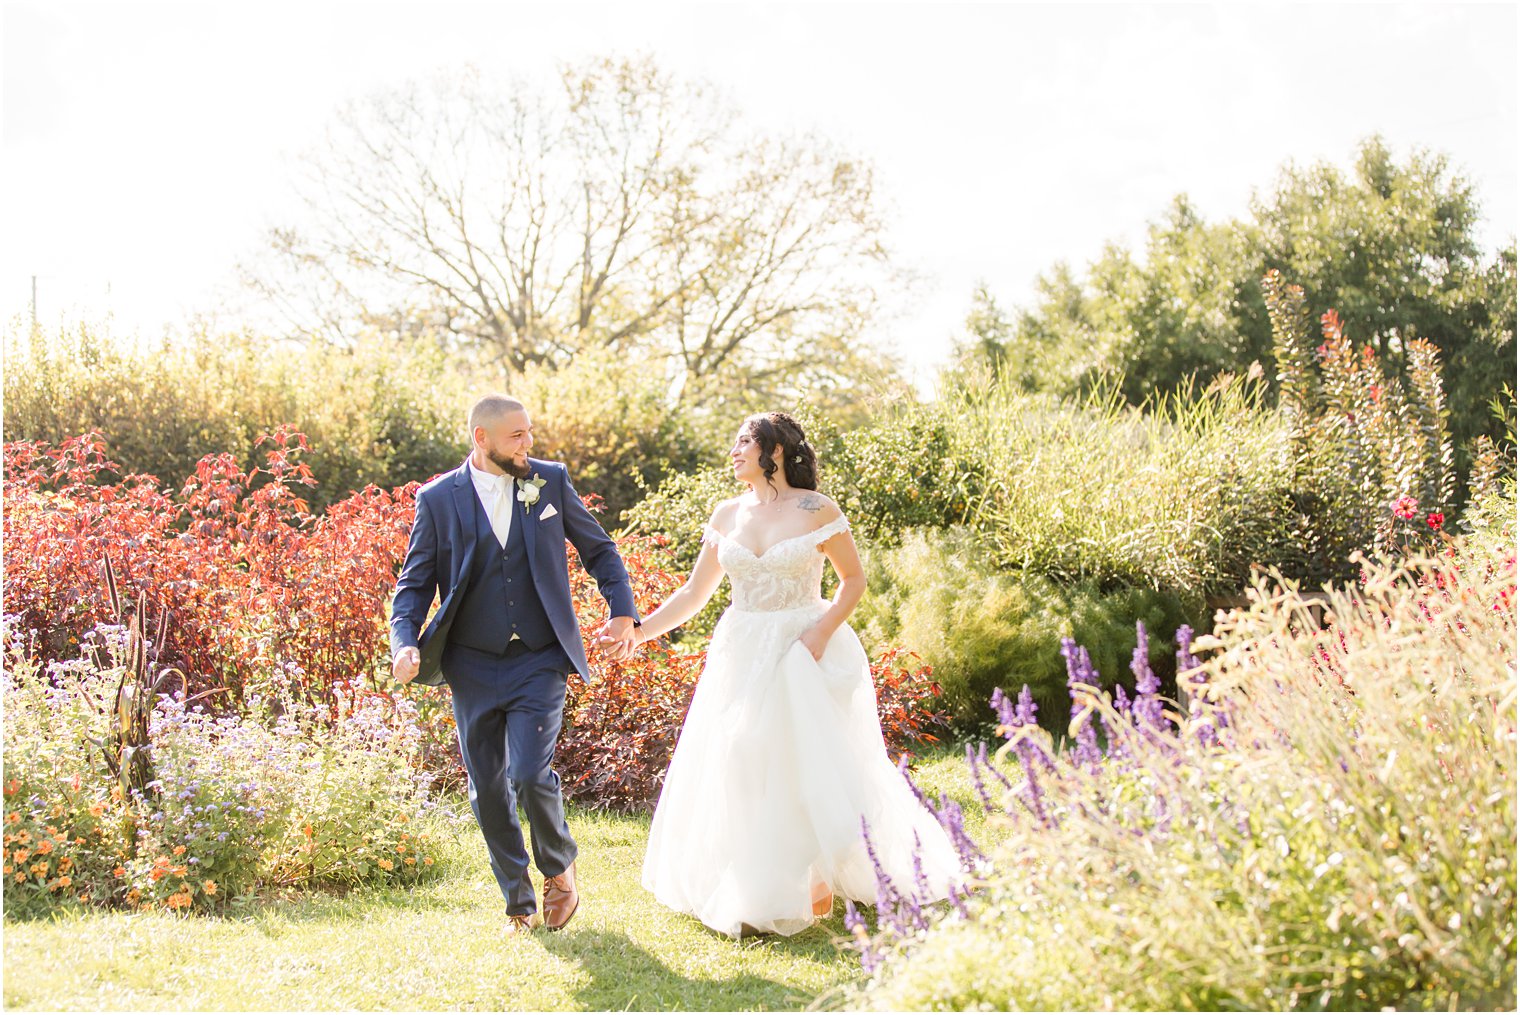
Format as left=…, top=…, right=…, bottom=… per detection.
left=798, top=626, right=828, bottom=661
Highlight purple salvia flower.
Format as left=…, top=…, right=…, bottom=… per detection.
left=862, top=818, right=906, bottom=937
left=897, top=754, right=933, bottom=811
left=1014, top=684, right=1038, bottom=725
left=978, top=741, right=1015, bottom=792
left=1102, top=682, right=1132, bottom=748
left=1130, top=622, right=1167, bottom=734
left=911, top=831, right=930, bottom=899
left=948, top=883, right=971, bottom=920
left=936, top=792, right=987, bottom=866
left=1012, top=687, right=1058, bottom=774
left=1061, top=638, right=1103, bottom=772
left=965, top=741, right=996, bottom=813
left=989, top=686, right=1018, bottom=740
left=843, top=899, right=876, bottom=972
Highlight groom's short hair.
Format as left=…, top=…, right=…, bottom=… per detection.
left=468, top=394, right=526, bottom=436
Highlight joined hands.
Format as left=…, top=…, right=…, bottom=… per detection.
left=594, top=616, right=642, bottom=663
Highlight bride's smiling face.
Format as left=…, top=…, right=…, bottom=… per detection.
left=729, top=426, right=774, bottom=486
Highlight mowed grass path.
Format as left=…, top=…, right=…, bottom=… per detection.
left=4, top=753, right=988, bottom=1011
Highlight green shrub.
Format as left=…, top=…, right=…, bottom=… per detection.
left=853, top=527, right=1202, bottom=730
left=815, top=399, right=984, bottom=543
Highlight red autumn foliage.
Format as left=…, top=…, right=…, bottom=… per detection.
left=3, top=429, right=416, bottom=708
left=4, top=433, right=947, bottom=811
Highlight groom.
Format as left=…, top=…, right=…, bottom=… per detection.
left=389, top=394, right=640, bottom=934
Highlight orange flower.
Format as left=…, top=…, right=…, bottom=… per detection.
left=202, top=880, right=218, bottom=896
left=395, top=844, right=407, bottom=854
left=125, top=888, right=142, bottom=904
left=113, top=866, right=127, bottom=878
left=4, top=812, right=18, bottom=824
left=172, top=845, right=186, bottom=856
left=378, top=858, right=394, bottom=871
left=150, top=868, right=166, bottom=882
left=167, top=891, right=192, bottom=909
left=35, top=840, right=53, bottom=855
left=77, top=893, right=91, bottom=903
left=423, top=857, right=434, bottom=866
left=13, top=849, right=29, bottom=863
left=1, top=865, right=10, bottom=874
left=57, top=857, right=73, bottom=872
left=171, top=865, right=188, bottom=877
left=404, top=857, right=416, bottom=866
left=56, top=875, right=71, bottom=888
left=3, top=780, right=19, bottom=796
left=303, top=824, right=314, bottom=838
left=12, top=871, right=24, bottom=883
left=89, top=802, right=106, bottom=818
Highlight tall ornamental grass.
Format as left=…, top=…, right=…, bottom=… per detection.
left=942, top=368, right=1301, bottom=597
left=840, top=504, right=1515, bottom=1011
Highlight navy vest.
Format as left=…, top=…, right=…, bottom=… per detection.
left=447, top=486, right=557, bottom=654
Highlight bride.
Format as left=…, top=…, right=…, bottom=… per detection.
left=609, top=411, right=961, bottom=937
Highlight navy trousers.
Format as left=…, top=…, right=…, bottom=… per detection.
left=443, top=638, right=578, bottom=916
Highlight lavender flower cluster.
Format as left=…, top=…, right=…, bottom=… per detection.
left=849, top=621, right=1232, bottom=973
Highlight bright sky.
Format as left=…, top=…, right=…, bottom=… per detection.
left=2, top=2, right=1516, bottom=382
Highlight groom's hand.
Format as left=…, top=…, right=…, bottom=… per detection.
left=392, top=647, right=420, bottom=685
left=595, top=617, right=638, bottom=662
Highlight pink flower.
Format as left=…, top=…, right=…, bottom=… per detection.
left=1392, top=495, right=1419, bottom=520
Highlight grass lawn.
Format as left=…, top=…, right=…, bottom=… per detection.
left=3, top=749, right=992, bottom=1011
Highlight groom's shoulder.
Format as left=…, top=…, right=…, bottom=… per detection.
left=416, top=462, right=465, bottom=500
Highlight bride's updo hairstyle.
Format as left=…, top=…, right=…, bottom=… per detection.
left=744, top=412, right=819, bottom=492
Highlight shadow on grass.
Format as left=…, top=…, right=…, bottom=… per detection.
left=540, top=925, right=851, bottom=1012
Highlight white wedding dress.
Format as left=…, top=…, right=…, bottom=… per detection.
left=641, top=514, right=962, bottom=937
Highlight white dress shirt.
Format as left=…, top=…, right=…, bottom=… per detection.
left=468, top=459, right=515, bottom=548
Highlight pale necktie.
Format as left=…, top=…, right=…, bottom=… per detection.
left=488, top=475, right=514, bottom=547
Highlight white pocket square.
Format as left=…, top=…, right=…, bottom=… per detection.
left=539, top=503, right=559, bottom=521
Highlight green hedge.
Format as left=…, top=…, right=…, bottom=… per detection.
left=3, top=326, right=468, bottom=512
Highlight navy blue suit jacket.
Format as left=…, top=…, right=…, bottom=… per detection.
left=389, top=457, right=639, bottom=686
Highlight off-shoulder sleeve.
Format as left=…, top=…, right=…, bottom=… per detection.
left=810, top=515, right=852, bottom=549
left=701, top=523, right=726, bottom=550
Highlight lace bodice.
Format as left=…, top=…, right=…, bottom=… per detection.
left=704, top=516, right=852, bottom=612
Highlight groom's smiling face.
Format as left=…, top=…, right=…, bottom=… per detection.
left=477, top=409, right=535, bottom=479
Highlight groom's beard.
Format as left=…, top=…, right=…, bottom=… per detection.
left=488, top=448, right=532, bottom=479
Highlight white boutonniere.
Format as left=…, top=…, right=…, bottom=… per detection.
left=516, top=474, right=548, bottom=510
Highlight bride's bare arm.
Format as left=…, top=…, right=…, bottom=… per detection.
left=630, top=536, right=727, bottom=646
left=799, top=513, right=866, bottom=659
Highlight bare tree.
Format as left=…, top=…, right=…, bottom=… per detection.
left=240, top=55, right=903, bottom=392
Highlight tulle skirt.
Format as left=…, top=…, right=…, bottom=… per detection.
left=640, top=599, right=961, bottom=937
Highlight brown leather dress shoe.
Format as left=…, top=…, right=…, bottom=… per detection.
left=542, top=862, right=579, bottom=931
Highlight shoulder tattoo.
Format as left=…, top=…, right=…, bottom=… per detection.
left=796, top=493, right=827, bottom=513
